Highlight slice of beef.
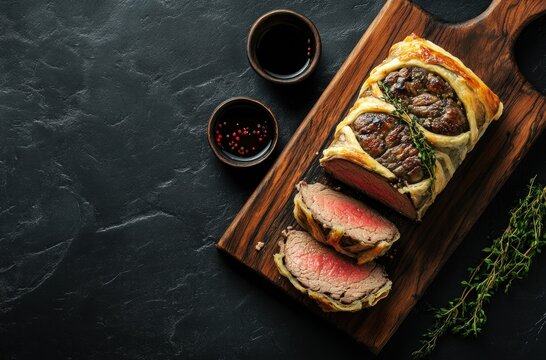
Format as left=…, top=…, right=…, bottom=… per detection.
left=322, top=157, right=418, bottom=220
left=382, top=66, right=468, bottom=135
left=294, top=181, right=400, bottom=264
left=351, top=112, right=424, bottom=184
left=274, top=230, right=391, bottom=312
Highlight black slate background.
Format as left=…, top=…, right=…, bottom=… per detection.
left=0, top=1, right=545, bottom=359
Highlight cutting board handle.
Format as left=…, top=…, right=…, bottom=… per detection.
left=220, top=0, right=546, bottom=354
left=461, top=0, right=546, bottom=40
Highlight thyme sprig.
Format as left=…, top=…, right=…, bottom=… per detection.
left=413, top=177, right=546, bottom=358
left=378, top=81, right=436, bottom=183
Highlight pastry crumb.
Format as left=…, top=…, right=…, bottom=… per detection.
left=255, top=241, right=265, bottom=251
left=286, top=225, right=293, bottom=230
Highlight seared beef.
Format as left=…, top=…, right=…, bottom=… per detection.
left=294, top=181, right=400, bottom=263
left=382, top=67, right=468, bottom=135
left=352, top=112, right=424, bottom=184
left=274, top=230, right=391, bottom=312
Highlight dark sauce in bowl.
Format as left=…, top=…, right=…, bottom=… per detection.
left=256, top=24, right=314, bottom=79
left=247, top=10, right=321, bottom=84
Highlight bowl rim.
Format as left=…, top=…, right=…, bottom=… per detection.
left=246, top=9, right=321, bottom=85
left=207, top=97, right=278, bottom=167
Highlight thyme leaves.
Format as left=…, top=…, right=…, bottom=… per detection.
left=413, top=177, right=546, bottom=358
left=378, top=81, right=437, bottom=184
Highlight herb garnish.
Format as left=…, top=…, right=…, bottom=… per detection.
left=413, top=177, right=546, bottom=358
left=378, top=81, right=436, bottom=183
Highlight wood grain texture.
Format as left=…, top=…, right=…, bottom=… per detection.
left=216, top=0, right=546, bottom=354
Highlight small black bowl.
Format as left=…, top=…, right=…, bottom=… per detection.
left=207, top=97, right=278, bottom=168
left=247, top=9, right=321, bottom=85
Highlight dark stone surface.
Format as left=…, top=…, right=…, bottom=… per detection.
left=0, top=0, right=544, bottom=359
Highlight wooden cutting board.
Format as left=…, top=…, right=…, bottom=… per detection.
left=216, top=0, right=546, bottom=354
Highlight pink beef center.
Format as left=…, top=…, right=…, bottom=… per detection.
left=294, top=245, right=371, bottom=282
left=324, top=159, right=417, bottom=219
left=312, top=190, right=389, bottom=230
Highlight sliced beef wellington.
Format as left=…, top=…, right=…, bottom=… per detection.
left=320, top=34, right=503, bottom=220
left=294, top=181, right=400, bottom=264
left=274, top=230, right=391, bottom=312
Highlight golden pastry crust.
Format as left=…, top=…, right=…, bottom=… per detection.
left=320, top=34, right=503, bottom=220
left=361, top=34, right=503, bottom=145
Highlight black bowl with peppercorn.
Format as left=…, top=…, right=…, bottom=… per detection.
left=208, top=97, right=278, bottom=167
